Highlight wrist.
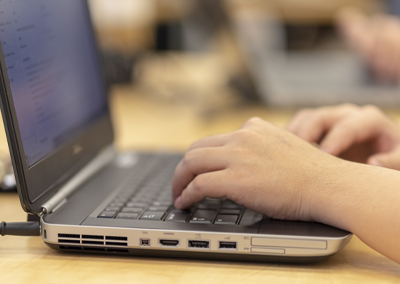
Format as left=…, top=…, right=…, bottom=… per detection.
left=304, top=155, right=357, bottom=231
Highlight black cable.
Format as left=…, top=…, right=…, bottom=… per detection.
left=0, top=221, right=40, bottom=236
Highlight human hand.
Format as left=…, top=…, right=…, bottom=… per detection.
left=287, top=104, right=400, bottom=170
left=172, top=117, right=343, bottom=222
left=336, top=8, right=400, bottom=83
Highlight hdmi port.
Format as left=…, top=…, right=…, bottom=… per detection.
left=159, top=239, right=180, bottom=247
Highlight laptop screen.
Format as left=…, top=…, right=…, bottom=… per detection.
left=0, top=0, right=107, bottom=167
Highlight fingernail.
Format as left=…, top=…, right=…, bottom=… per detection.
left=174, top=196, right=182, bottom=209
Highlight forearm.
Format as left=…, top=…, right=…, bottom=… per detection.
left=311, top=160, right=400, bottom=263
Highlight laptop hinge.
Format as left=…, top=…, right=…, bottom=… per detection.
left=40, top=146, right=116, bottom=215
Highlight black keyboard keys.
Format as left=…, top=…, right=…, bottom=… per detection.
left=98, top=212, right=116, bottom=218
left=121, top=207, right=143, bottom=213
left=148, top=206, right=169, bottom=212
left=165, top=211, right=190, bottom=223
left=116, top=213, right=139, bottom=220
left=140, top=211, right=165, bottom=221
left=190, top=210, right=216, bottom=224
left=214, top=214, right=238, bottom=225
left=219, top=209, right=241, bottom=215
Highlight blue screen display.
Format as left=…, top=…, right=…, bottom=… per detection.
left=0, top=0, right=108, bottom=166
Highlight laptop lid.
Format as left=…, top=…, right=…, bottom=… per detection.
left=0, top=0, right=113, bottom=214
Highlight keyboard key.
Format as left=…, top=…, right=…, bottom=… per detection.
left=105, top=206, right=120, bottom=212
left=202, top=198, right=222, bottom=204
left=140, top=211, right=164, bottom=221
left=121, top=207, right=143, bottom=213
left=221, top=201, right=242, bottom=209
left=116, top=213, right=139, bottom=220
left=126, top=202, right=147, bottom=208
left=109, top=202, right=125, bottom=207
left=152, top=201, right=171, bottom=206
left=98, top=211, right=116, bottom=218
left=113, top=197, right=128, bottom=203
left=253, top=213, right=263, bottom=223
left=214, top=215, right=238, bottom=225
left=165, top=212, right=189, bottom=222
left=148, top=206, right=169, bottom=212
left=132, top=198, right=152, bottom=203
left=190, top=210, right=217, bottom=224
left=197, top=204, right=219, bottom=209
left=155, top=196, right=172, bottom=202
left=219, top=209, right=241, bottom=215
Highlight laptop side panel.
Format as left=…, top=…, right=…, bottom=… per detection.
left=41, top=220, right=352, bottom=261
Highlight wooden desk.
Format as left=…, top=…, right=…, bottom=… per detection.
left=1, top=86, right=400, bottom=283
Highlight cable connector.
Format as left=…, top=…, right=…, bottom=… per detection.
left=0, top=221, right=40, bottom=236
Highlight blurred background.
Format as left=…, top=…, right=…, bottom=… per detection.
left=3, top=0, right=400, bottom=192
left=87, top=0, right=400, bottom=112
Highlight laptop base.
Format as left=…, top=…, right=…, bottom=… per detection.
left=45, top=243, right=334, bottom=263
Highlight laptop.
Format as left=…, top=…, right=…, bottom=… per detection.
left=190, top=0, right=400, bottom=107
left=0, top=0, right=351, bottom=262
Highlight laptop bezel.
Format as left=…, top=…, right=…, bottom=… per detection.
left=0, top=0, right=114, bottom=214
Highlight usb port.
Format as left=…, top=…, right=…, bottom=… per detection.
left=188, top=240, right=209, bottom=249
left=159, top=239, right=179, bottom=247
left=140, top=239, right=150, bottom=247
left=219, top=241, right=237, bottom=250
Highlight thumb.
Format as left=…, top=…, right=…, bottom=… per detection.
left=367, top=147, right=400, bottom=171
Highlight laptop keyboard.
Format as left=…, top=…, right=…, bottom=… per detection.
left=97, top=154, right=247, bottom=225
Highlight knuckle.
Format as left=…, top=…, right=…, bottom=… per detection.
left=182, top=149, right=201, bottom=170
left=362, top=104, right=381, bottom=115
left=340, top=103, right=358, bottom=111
left=188, top=141, right=200, bottom=151
left=294, top=109, right=312, bottom=118
left=244, top=117, right=264, bottom=127
left=191, top=176, right=207, bottom=194
left=233, top=128, right=257, bottom=141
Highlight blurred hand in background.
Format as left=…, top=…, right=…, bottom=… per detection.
left=337, top=7, right=400, bottom=83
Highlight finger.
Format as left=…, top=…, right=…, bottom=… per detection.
left=370, top=18, right=399, bottom=82
left=172, top=147, right=228, bottom=200
left=286, top=109, right=313, bottom=133
left=367, top=146, right=400, bottom=171
left=385, top=36, right=400, bottom=82
left=288, top=105, right=358, bottom=142
left=188, top=133, right=231, bottom=151
left=174, top=171, right=227, bottom=209
left=320, top=107, right=382, bottom=155
left=293, top=107, right=354, bottom=143
left=336, top=8, right=374, bottom=58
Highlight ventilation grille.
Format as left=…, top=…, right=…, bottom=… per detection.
left=82, top=235, right=104, bottom=240
left=59, top=246, right=129, bottom=254
left=58, top=234, right=79, bottom=239
left=57, top=233, right=128, bottom=247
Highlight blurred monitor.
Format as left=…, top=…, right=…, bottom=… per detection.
left=184, top=0, right=400, bottom=107
left=386, top=0, right=400, bottom=16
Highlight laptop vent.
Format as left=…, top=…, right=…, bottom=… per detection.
left=58, top=234, right=80, bottom=239
left=57, top=234, right=128, bottom=247
left=105, top=236, right=127, bottom=241
left=82, top=235, right=104, bottom=240
left=58, top=239, right=80, bottom=244
left=59, top=246, right=129, bottom=254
